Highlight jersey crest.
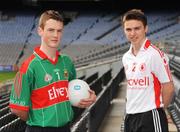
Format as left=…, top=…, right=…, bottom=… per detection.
left=139, top=63, right=146, bottom=72
left=64, top=69, right=68, bottom=79
left=44, top=73, right=52, bottom=82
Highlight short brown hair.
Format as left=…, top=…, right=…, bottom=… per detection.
left=121, top=9, right=147, bottom=27
left=39, top=10, right=64, bottom=29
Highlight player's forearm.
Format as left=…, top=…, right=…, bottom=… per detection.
left=162, top=82, right=175, bottom=108
left=10, top=108, right=29, bottom=121
left=163, top=95, right=173, bottom=108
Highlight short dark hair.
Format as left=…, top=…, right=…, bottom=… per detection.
left=122, top=9, right=147, bottom=27
left=39, top=10, right=64, bottom=29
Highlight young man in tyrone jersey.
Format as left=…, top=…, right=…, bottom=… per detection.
left=9, top=10, right=96, bottom=132
left=121, top=9, right=175, bottom=132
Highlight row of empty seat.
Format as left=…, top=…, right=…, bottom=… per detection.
left=0, top=10, right=179, bottom=70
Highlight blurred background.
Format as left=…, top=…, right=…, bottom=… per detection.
left=0, top=0, right=180, bottom=132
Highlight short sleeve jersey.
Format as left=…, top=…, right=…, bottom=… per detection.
left=122, top=39, right=172, bottom=114
left=9, top=47, right=76, bottom=127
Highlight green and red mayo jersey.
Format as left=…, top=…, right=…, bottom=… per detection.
left=9, top=46, right=76, bottom=127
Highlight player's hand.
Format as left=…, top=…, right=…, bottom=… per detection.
left=77, top=89, right=96, bottom=108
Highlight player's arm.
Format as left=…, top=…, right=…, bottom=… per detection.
left=9, top=64, right=32, bottom=121
left=161, top=81, right=175, bottom=108
left=10, top=108, right=29, bottom=121
left=152, top=52, right=175, bottom=108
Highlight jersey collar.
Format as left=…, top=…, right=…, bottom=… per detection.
left=128, top=38, right=151, bottom=54
left=142, top=39, right=151, bottom=50
left=139, top=38, right=151, bottom=51
left=34, top=46, right=60, bottom=65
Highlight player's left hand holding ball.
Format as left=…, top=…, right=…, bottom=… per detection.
left=78, top=89, right=96, bottom=108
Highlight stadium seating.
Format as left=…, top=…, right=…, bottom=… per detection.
left=0, top=9, right=180, bottom=131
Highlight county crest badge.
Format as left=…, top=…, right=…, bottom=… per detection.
left=44, top=73, right=52, bottom=82
left=64, top=69, right=68, bottom=79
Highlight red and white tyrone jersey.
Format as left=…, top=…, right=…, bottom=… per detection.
left=122, top=39, right=172, bottom=114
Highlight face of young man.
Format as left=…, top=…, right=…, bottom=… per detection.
left=38, top=19, right=63, bottom=49
left=123, top=20, right=148, bottom=46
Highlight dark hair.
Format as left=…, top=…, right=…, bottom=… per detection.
left=39, top=10, right=64, bottom=29
left=122, top=9, right=147, bottom=27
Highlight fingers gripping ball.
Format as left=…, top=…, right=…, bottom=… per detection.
left=68, top=79, right=90, bottom=106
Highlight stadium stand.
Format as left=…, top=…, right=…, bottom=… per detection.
left=0, top=3, right=180, bottom=131
left=0, top=9, right=178, bottom=69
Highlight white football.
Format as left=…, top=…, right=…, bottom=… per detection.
left=68, top=79, right=90, bottom=106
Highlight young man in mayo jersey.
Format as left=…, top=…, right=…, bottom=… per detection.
left=9, top=10, right=96, bottom=132
left=122, top=9, right=175, bottom=132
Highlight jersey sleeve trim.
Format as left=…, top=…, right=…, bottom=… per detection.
left=9, top=103, right=29, bottom=111
left=150, top=44, right=172, bottom=82
left=20, top=54, right=35, bottom=74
